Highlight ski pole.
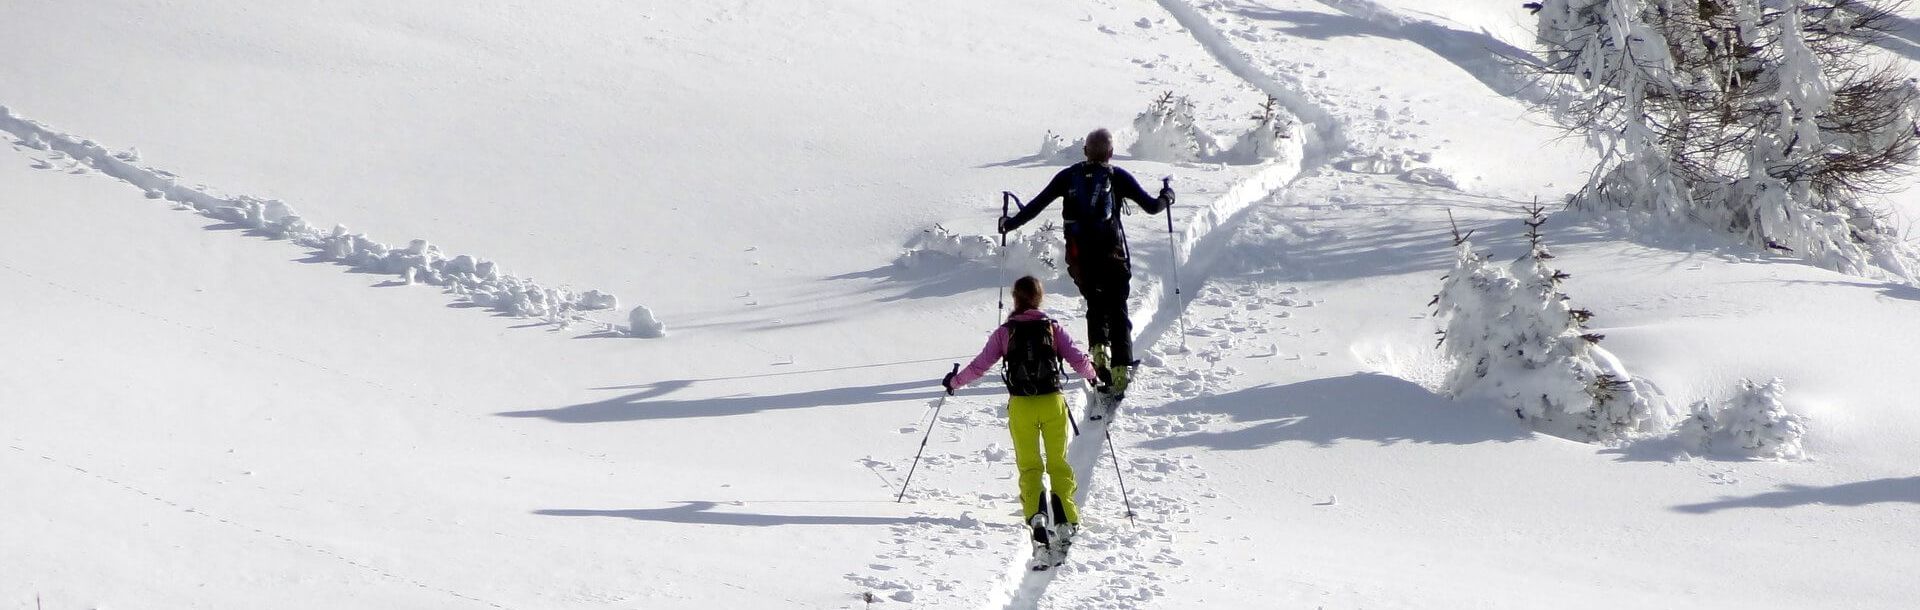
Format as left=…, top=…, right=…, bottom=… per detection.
left=999, top=192, right=1019, bottom=324
left=897, top=363, right=961, bottom=503
left=1105, top=425, right=1139, bottom=526
left=1162, top=177, right=1188, bottom=354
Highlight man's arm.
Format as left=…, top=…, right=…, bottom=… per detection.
left=1114, top=168, right=1173, bottom=215
left=1004, top=169, right=1071, bottom=232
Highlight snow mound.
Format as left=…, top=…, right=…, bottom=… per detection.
left=626, top=305, right=667, bottom=339
left=0, top=104, right=626, bottom=326
left=895, top=224, right=1063, bottom=281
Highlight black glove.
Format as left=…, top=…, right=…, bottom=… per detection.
left=1160, top=186, right=1176, bottom=206
left=998, top=216, right=1014, bottom=234
left=941, top=370, right=958, bottom=395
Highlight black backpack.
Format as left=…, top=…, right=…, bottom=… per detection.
left=1001, top=319, right=1064, bottom=397
left=1064, top=164, right=1121, bottom=240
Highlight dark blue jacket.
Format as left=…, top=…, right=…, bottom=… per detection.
left=1005, top=162, right=1169, bottom=241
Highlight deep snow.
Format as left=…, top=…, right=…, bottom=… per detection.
left=5, top=1, right=1920, bottom=609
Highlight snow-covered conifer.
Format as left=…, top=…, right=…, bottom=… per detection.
left=1677, top=378, right=1808, bottom=459
left=1227, top=96, right=1302, bottom=162
left=1433, top=205, right=1658, bottom=442
left=1531, top=0, right=1920, bottom=281
left=1130, top=92, right=1217, bottom=162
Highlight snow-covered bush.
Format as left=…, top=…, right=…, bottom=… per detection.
left=1130, top=92, right=1218, bottom=162
left=895, top=222, right=1063, bottom=281
left=1677, top=378, right=1808, bottom=459
left=1531, top=0, right=1920, bottom=282
left=1432, top=205, right=1659, bottom=442
left=1036, top=131, right=1084, bottom=163
left=1226, top=96, right=1303, bottom=163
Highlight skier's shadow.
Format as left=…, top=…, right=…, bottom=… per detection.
left=534, top=501, right=973, bottom=527
left=499, top=378, right=1000, bottom=423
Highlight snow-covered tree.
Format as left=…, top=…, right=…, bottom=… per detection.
left=1677, top=378, right=1808, bottom=458
left=1130, top=91, right=1218, bottom=162
left=1227, top=96, right=1302, bottom=162
left=1530, top=0, right=1920, bottom=281
left=1432, top=205, right=1659, bottom=442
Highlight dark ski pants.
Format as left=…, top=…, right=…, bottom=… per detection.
left=1066, top=240, right=1134, bottom=366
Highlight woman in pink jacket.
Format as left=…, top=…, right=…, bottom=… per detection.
left=942, top=276, right=1100, bottom=562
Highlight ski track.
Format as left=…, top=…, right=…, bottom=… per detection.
left=1152, top=0, right=1347, bottom=162
left=0, top=104, right=626, bottom=331
left=863, top=1, right=1349, bottom=607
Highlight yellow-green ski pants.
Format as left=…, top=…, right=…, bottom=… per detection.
left=1008, top=392, right=1079, bottom=524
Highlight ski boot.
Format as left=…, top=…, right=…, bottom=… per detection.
left=1046, top=493, right=1076, bottom=564
left=1089, top=343, right=1115, bottom=421
left=1094, top=361, right=1134, bottom=418
left=1027, top=513, right=1058, bottom=571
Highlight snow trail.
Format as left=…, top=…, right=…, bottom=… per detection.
left=0, top=104, right=624, bottom=328
left=1151, top=0, right=1347, bottom=163
left=979, top=2, right=1350, bottom=606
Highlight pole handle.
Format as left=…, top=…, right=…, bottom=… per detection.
left=1001, top=191, right=1022, bottom=246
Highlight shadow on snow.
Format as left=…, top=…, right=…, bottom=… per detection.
left=499, top=376, right=1000, bottom=423
left=1671, top=476, right=1920, bottom=514
left=1140, top=372, right=1529, bottom=450
left=535, top=501, right=973, bottom=527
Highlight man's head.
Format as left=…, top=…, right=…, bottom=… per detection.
left=1082, top=128, right=1114, bottom=164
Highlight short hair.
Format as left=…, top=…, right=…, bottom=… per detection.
left=1084, top=128, right=1114, bottom=163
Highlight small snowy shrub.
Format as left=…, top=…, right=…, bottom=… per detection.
left=1130, top=92, right=1217, bottom=162
left=1679, top=378, right=1808, bottom=459
left=1432, top=205, right=1658, bottom=442
left=1227, top=96, right=1302, bottom=163
left=896, top=223, right=1062, bottom=281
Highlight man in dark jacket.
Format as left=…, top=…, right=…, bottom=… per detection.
left=1001, top=128, right=1174, bottom=400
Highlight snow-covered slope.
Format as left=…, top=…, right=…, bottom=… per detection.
left=5, top=0, right=1919, bottom=609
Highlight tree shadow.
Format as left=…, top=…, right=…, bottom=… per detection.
left=1770, top=278, right=1920, bottom=303
left=1226, top=3, right=1548, bottom=102
left=1860, top=9, right=1920, bottom=62
left=498, top=377, right=1000, bottom=423
left=1671, top=477, right=1920, bottom=514
left=1140, top=373, right=1530, bottom=451
left=535, top=501, right=973, bottom=527
left=825, top=259, right=1080, bottom=304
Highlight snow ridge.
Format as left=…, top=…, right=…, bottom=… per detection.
left=0, top=105, right=625, bottom=328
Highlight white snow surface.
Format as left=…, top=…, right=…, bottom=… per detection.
left=5, top=1, right=1920, bottom=609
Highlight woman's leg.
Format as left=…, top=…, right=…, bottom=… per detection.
left=1006, top=395, right=1047, bottom=520
left=1038, top=393, right=1081, bottom=524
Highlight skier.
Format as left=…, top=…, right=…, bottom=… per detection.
left=942, top=275, right=1102, bottom=570
left=1001, top=128, right=1174, bottom=404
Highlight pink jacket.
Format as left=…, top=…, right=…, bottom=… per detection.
left=949, top=309, right=1100, bottom=390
